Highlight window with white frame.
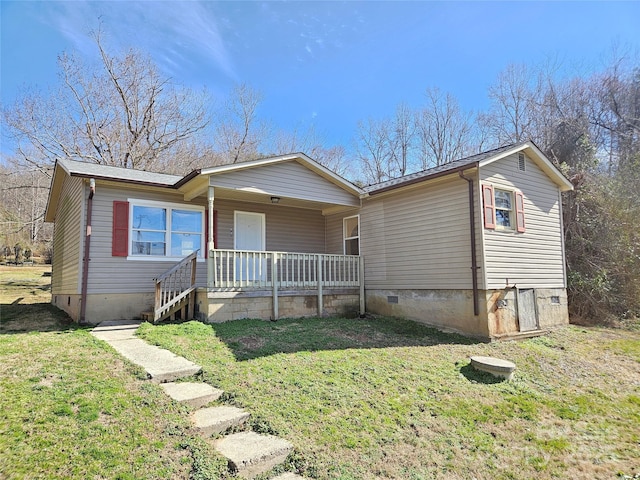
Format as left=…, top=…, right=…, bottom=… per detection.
left=494, top=189, right=513, bottom=229
left=482, top=184, right=526, bottom=233
left=130, top=201, right=204, bottom=257
left=343, top=215, right=360, bottom=255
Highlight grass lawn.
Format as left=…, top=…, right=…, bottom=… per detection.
left=0, top=265, right=228, bottom=479
left=137, top=317, right=640, bottom=480
left=2, top=265, right=639, bottom=479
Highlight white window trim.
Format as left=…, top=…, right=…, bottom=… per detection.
left=494, top=188, right=515, bottom=231
left=126, top=198, right=205, bottom=261
left=343, top=214, right=360, bottom=255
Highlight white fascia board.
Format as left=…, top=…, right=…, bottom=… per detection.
left=200, top=153, right=364, bottom=197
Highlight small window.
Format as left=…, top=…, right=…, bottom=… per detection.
left=483, top=186, right=526, bottom=233
left=551, top=296, right=560, bottom=305
left=343, top=215, right=360, bottom=255
left=518, top=153, right=526, bottom=171
left=495, top=189, right=513, bottom=229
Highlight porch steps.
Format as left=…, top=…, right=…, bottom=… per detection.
left=193, top=406, right=250, bottom=437
left=214, top=431, right=294, bottom=479
left=160, top=382, right=223, bottom=408
left=92, top=320, right=300, bottom=479
left=140, top=293, right=192, bottom=323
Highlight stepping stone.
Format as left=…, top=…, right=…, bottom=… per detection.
left=192, top=406, right=249, bottom=437
left=160, top=382, right=223, bottom=408
left=470, top=355, right=516, bottom=380
left=215, top=431, right=293, bottom=479
left=272, top=473, right=305, bottom=480
left=104, top=338, right=201, bottom=383
left=91, top=320, right=140, bottom=342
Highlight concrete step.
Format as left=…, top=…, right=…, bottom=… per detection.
left=272, top=473, right=305, bottom=480
left=102, top=337, right=201, bottom=383
left=215, top=431, right=293, bottom=479
left=91, top=320, right=140, bottom=341
left=192, top=406, right=250, bottom=437
left=160, top=382, right=223, bottom=408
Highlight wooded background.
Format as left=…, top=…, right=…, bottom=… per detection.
left=2, top=34, right=638, bottom=323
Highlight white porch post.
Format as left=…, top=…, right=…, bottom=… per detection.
left=207, top=186, right=215, bottom=289
left=317, top=254, right=323, bottom=317
left=359, top=256, right=365, bottom=316
left=271, top=253, right=279, bottom=320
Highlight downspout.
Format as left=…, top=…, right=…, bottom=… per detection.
left=459, top=171, right=479, bottom=316
left=79, top=178, right=95, bottom=324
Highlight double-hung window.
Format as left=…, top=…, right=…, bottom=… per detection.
left=114, top=200, right=204, bottom=258
left=343, top=215, right=360, bottom=255
left=482, top=184, right=526, bottom=233
left=494, top=189, right=513, bottom=229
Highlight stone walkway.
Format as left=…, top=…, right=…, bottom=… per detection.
left=91, top=320, right=303, bottom=480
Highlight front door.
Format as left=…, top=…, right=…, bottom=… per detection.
left=234, top=211, right=266, bottom=281
left=517, top=289, right=539, bottom=332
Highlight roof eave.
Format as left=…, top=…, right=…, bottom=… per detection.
left=367, top=162, right=479, bottom=196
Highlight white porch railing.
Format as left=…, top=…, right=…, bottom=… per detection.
left=208, top=249, right=364, bottom=319
left=209, top=249, right=361, bottom=290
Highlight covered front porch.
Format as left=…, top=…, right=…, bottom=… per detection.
left=164, top=153, right=366, bottom=323
left=200, top=249, right=364, bottom=322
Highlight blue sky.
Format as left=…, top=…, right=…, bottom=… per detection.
left=1, top=1, right=639, bottom=151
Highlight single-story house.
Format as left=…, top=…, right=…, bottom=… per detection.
left=44, top=140, right=573, bottom=340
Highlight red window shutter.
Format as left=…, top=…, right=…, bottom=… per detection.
left=112, top=201, right=129, bottom=256
left=515, top=191, right=526, bottom=233
left=204, top=210, right=218, bottom=258
left=482, top=184, right=496, bottom=229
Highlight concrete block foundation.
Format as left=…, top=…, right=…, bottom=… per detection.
left=366, top=287, right=570, bottom=340
left=197, top=288, right=360, bottom=323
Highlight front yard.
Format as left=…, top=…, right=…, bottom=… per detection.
left=1, top=265, right=639, bottom=479
left=137, top=317, right=640, bottom=479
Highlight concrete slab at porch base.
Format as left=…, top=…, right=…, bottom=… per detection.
left=91, top=321, right=201, bottom=383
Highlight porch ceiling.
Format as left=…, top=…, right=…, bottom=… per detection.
left=182, top=184, right=355, bottom=214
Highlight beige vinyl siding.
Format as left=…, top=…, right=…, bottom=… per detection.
left=86, top=187, right=328, bottom=294
left=51, top=175, right=84, bottom=294
left=481, top=153, right=566, bottom=289
left=87, top=184, right=208, bottom=294
left=213, top=199, right=326, bottom=253
left=209, top=160, right=359, bottom=207
left=361, top=176, right=478, bottom=289
left=325, top=208, right=360, bottom=255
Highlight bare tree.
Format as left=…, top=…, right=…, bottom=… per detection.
left=213, top=84, right=267, bottom=164
left=2, top=30, right=210, bottom=172
left=271, top=124, right=354, bottom=178
left=482, top=63, right=542, bottom=144
left=389, top=103, right=416, bottom=176
left=0, top=161, right=52, bottom=248
left=355, top=118, right=397, bottom=184
left=415, top=88, right=474, bottom=168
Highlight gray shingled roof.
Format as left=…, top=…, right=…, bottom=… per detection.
left=364, top=143, right=522, bottom=194
left=58, top=158, right=182, bottom=186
